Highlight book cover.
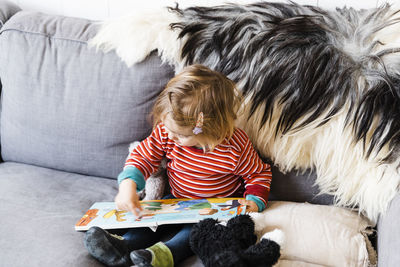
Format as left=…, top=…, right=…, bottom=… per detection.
left=75, top=198, right=246, bottom=231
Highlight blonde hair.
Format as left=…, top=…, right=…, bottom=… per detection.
left=152, top=64, right=242, bottom=150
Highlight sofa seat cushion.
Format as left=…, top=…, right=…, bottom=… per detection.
left=0, top=161, right=203, bottom=267
left=0, top=161, right=117, bottom=266
left=0, top=161, right=372, bottom=267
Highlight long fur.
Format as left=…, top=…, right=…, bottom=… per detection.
left=90, top=1, right=400, bottom=223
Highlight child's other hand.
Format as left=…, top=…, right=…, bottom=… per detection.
left=238, top=199, right=259, bottom=213
left=115, top=179, right=142, bottom=216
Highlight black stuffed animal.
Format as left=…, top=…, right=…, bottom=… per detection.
left=190, top=214, right=283, bottom=267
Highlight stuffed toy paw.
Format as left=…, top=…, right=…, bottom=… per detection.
left=190, top=214, right=283, bottom=267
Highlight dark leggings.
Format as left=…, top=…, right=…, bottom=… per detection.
left=121, top=195, right=194, bottom=264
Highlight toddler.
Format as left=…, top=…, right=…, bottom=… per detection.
left=84, top=64, right=272, bottom=267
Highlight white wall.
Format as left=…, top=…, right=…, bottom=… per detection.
left=8, top=0, right=399, bottom=20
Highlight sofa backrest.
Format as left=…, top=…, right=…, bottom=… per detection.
left=0, top=9, right=334, bottom=205
left=268, top=165, right=333, bottom=205
left=0, top=11, right=175, bottom=179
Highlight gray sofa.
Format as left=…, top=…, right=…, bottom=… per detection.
left=0, top=1, right=398, bottom=266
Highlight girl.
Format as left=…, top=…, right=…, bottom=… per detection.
left=84, top=64, right=272, bottom=267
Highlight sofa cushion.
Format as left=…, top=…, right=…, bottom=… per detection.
left=377, top=193, right=400, bottom=266
left=269, top=165, right=334, bottom=205
left=0, top=11, right=175, bottom=179
left=0, top=0, right=21, bottom=162
left=0, top=161, right=202, bottom=267
left=251, top=201, right=376, bottom=267
left=0, top=0, right=20, bottom=28
left=0, top=162, right=117, bottom=266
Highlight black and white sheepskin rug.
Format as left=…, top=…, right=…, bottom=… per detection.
left=90, top=0, right=400, bottom=222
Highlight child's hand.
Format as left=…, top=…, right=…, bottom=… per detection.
left=239, top=199, right=259, bottom=212
left=115, top=179, right=142, bottom=216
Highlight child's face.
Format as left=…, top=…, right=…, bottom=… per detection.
left=163, top=115, right=200, bottom=147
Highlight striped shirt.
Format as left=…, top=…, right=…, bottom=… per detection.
left=124, top=123, right=272, bottom=206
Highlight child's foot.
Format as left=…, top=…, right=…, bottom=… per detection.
left=84, top=226, right=132, bottom=267
left=130, top=249, right=153, bottom=267
left=130, top=242, right=173, bottom=267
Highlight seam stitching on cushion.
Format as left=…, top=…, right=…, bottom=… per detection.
left=0, top=28, right=92, bottom=44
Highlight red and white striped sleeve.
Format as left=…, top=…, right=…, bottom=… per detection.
left=233, top=129, right=272, bottom=206
left=124, top=123, right=166, bottom=179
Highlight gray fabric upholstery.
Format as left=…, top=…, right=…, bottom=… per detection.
left=0, top=8, right=389, bottom=267
left=269, top=165, right=334, bottom=205
left=0, top=0, right=20, bottom=28
left=0, top=11, right=175, bottom=179
left=0, top=0, right=20, bottom=163
left=0, top=162, right=117, bottom=266
left=377, top=193, right=400, bottom=267
left=0, top=161, right=202, bottom=267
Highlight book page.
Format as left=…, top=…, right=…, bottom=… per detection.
left=75, top=198, right=246, bottom=231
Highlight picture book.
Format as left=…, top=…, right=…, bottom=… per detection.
left=75, top=198, right=246, bottom=231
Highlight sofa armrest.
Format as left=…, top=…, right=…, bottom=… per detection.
left=377, top=193, right=400, bottom=266
left=0, top=1, right=21, bottom=164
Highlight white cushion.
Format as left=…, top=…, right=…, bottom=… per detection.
left=275, top=260, right=325, bottom=267
left=251, top=201, right=376, bottom=267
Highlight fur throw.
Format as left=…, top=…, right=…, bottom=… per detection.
left=91, top=1, right=400, bottom=222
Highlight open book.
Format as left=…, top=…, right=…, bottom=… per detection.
left=75, top=198, right=246, bottom=231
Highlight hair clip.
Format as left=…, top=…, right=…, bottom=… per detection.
left=193, top=112, right=204, bottom=135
